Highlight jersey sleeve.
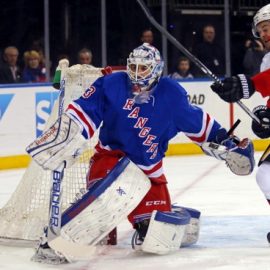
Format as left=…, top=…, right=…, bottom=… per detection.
left=165, top=79, right=222, bottom=145
left=66, top=76, right=105, bottom=139
left=251, top=68, right=270, bottom=108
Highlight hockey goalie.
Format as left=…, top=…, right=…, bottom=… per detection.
left=26, top=43, right=255, bottom=264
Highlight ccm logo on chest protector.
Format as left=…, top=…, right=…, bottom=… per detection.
left=146, top=200, right=166, bottom=206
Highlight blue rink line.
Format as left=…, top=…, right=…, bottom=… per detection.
left=198, top=215, right=270, bottom=248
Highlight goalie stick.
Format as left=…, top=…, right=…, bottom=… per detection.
left=47, top=59, right=69, bottom=241
left=136, top=0, right=260, bottom=125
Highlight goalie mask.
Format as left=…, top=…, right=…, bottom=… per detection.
left=252, top=4, right=270, bottom=38
left=127, top=43, right=164, bottom=95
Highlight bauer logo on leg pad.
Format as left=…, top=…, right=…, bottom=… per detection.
left=48, top=163, right=66, bottom=239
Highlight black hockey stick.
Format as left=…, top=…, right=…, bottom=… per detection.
left=227, top=119, right=241, bottom=136
left=136, top=0, right=260, bottom=125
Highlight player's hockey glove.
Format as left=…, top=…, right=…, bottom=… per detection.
left=201, top=128, right=255, bottom=175
left=211, top=74, right=255, bottom=103
left=251, top=105, right=270, bottom=139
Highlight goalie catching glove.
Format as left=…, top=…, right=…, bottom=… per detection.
left=26, top=113, right=87, bottom=171
left=201, top=128, right=255, bottom=175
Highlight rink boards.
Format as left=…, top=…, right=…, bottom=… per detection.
left=0, top=80, right=269, bottom=169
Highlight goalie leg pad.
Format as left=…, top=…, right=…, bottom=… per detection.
left=48, top=157, right=151, bottom=260
left=26, top=113, right=87, bottom=170
left=139, top=210, right=190, bottom=255
left=172, top=205, right=201, bottom=247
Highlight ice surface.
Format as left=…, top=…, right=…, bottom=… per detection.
left=0, top=152, right=269, bottom=270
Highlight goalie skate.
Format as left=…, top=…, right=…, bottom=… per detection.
left=31, top=242, right=68, bottom=265
left=31, top=227, right=68, bottom=265
left=132, top=210, right=191, bottom=255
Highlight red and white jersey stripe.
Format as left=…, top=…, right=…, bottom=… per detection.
left=96, top=141, right=163, bottom=178
left=66, top=101, right=97, bottom=139
left=136, top=160, right=163, bottom=178
left=184, top=112, right=214, bottom=145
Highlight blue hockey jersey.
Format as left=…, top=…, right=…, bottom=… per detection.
left=66, top=72, right=222, bottom=177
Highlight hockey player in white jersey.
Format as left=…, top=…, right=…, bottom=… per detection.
left=211, top=4, right=270, bottom=243
left=27, top=43, right=255, bottom=263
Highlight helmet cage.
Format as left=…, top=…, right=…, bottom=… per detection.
left=127, top=44, right=164, bottom=91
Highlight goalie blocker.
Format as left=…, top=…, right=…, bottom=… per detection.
left=26, top=113, right=87, bottom=171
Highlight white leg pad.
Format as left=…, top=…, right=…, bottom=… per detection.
left=141, top=210, right=190, bottom=255
left=172, top=205, right=201, bottom=247
left=48, top=157, right=151, bottom=260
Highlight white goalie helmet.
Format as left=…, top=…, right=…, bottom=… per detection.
left=252, top=4, right=270, bottom=38
left=127, top=43, right=164, bottom=94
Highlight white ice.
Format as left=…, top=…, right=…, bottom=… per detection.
left=0, top=152, right=269, bottom=270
